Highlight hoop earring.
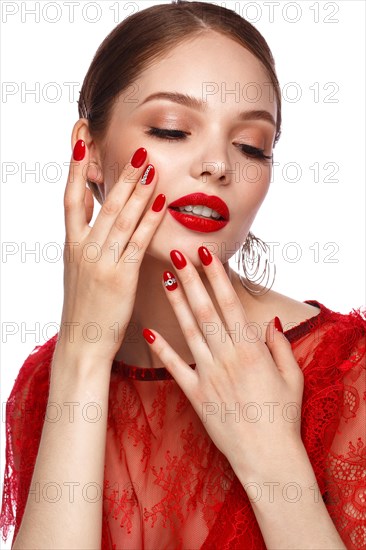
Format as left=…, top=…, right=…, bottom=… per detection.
left=237, top=231, right=276, bottom=296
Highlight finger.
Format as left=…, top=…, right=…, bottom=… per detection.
left=115, top=193, right=167, bottom=269
left=142, top=328, right=197, bottom=395
left=85, top=185, right=94, bottom=225
left=161, top=270, right=213, bottom=366
left=103, top=163, right=159, bottom=262
left=64, top=139, right=91, bottom=240
left=197, top=246, right=263, bottom=354
left=265, top=318, right=304, bottom=382
left=169, top=249, right=233, bottom=358
left=90, top=148, right=153, bottom=245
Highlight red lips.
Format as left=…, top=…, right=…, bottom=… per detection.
left=168, top=193, right=230, bottom=221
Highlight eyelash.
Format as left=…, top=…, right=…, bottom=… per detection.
left=145, top=127, right=273, bottom=161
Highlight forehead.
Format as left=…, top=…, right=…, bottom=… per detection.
left=120, top=31, right=276, bottom=116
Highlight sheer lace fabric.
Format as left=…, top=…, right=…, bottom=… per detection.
left=1, top=300, right=365, bottom=549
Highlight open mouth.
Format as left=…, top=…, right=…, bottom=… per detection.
left=167, top=193, right=229, bottom=232
left=169, top=205, right=225, bottom=221
left=167, top=207, right=228, bottom=233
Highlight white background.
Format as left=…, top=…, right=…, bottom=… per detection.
left=1, top=1, right=365, bottom=547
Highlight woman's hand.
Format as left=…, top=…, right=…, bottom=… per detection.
left=142, top=246, right=305, bottom=482
left=56, top=141, right=166, bottom=366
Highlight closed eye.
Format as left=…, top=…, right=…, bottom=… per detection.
left=235, top=143, right=273, bottom=161
left=145, top=127, right=273, bottom=161
left=145, top=127, right=188, bottom=140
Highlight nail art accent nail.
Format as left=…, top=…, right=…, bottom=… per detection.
left=131, top=147, right=147, bottom=168
left=198, top=246, right=212, bottom=266
left=73, top=139, right=85, bottom=161
left=152, top=194, right=166, bottom=212
left=274, top=316, right=283, bottom=333
left=141, top=164, right=155, bottom=185
left=163, top=271, right=178, bottom=291
left=170, top=249, right=187, bottom=270
left=142, top=328, right=155, bottom=344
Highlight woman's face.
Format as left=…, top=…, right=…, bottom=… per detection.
left=99, top=31, right=277, bottom=267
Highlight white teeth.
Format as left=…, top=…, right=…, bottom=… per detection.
left=201, top=206, right=213, bottom=217
left=177, top=204, right=222, bottom=219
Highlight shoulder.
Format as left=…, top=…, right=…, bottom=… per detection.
left=230, top=270, right=365, bottom=342
left=261, top=289, right=322, bottom=330
left=231, top=272, right=322, bottom=336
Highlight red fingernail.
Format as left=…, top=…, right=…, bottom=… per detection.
left=198, top=246, right=212, bottom=266
left=274, top=316, right=283, bottom=333
left=141, top=164, right=155, bottom=185
left=131, top=147, right=147, bottom=168
left=170, top=249, right=186, bottom=270
left=152, top=194, right=166, bottom=212
left=163, top=270, right=178, bottom=291
left=142, top=328, right=155, bottom=344
left=73, top=139, right=85, bottom=161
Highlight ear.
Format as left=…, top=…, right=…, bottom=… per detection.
left=71, top=118, right=105, bottom=201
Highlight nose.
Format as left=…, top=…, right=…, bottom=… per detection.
left=200, top=161, right=228, bottom=185
left=197, top=133, right=233, bottom=186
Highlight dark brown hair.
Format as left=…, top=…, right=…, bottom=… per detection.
left=78, top=0, right=282, bottom=205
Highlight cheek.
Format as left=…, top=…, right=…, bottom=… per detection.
left=246, top=163, right=262, bottom=184
left=237, top=162, right=271, bottom=207
left=146, top=145, right=179, bottom=171
left=243, top=160, right=271, bottom=189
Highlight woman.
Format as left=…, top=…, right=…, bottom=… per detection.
left=1, top=1, right=365, bottom=548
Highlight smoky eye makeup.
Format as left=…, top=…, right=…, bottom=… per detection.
left=134, top=100, right=202, bottom=126
left=137, top=106, right=274, bottom=150
left=142, top=126, right=273, bottom=161
left=143, top=112, right=194, bottom=130
left=142, top=122, right=269, bottom=146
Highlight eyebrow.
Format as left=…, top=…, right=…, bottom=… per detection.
left=139, top=91, right=276, bottom=127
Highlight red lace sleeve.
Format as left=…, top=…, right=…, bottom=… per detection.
left=323, top=309, right=366, bottom=549
left=0, top=334, right=56, bottom=545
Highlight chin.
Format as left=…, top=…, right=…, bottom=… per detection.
left=144, top=216, right=242, bottom=267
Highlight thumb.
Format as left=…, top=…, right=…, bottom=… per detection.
left=265, top=317, right=303, bottom=380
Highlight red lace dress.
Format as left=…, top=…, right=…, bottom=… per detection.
left=1, top=300, right=365, bottom=549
